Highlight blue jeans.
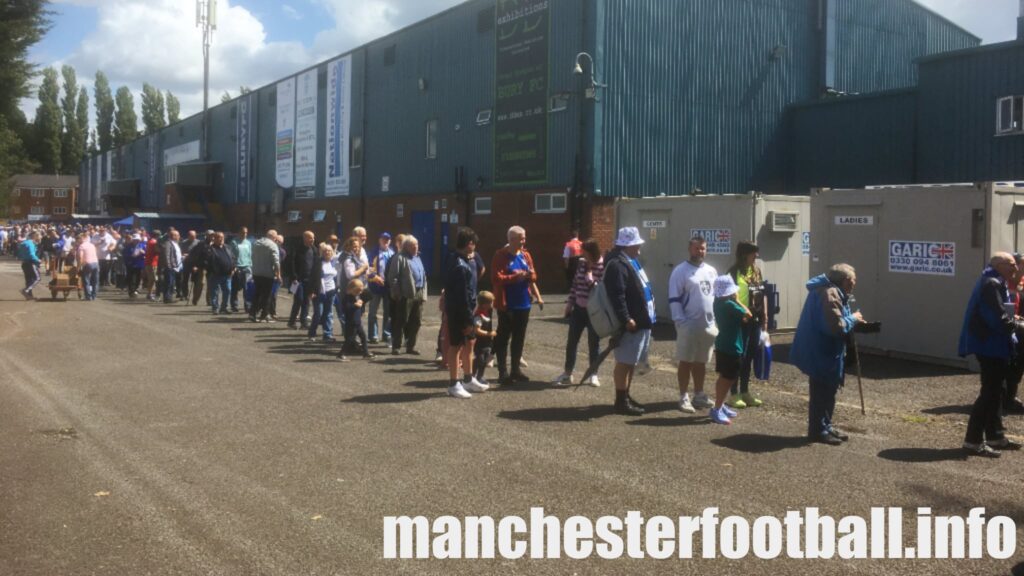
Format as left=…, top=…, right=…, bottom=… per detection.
left=564, top=304, right=600, bottom=373
left=230, top=267, right=251, bottom=311
left=289, top=282, right=310, bottom=325
left=81, top=263, right=99, bottom=300
left=162, top=269, right=177, bottom=302
left=309, top=290, right=337, bottom=339
left=334, top=291, right=347, bottom=332
left=808, top=377, right=840, bottom=438
left=368, top=292, right=390, bottom=341
left=209, top=274, right=231, bottom=312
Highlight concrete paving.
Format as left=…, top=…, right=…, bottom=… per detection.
left=0, top=259, right=1022, bottom=575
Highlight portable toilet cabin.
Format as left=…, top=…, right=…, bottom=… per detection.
left=810, top=182, right=1024, bottom=368
left=616, top=194, right=811, bottom=330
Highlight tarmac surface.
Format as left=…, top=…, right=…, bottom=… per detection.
left=1, top=259, right=1023, bottom=575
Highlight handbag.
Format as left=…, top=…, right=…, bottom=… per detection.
left=753, top=331, right=772, bottom=381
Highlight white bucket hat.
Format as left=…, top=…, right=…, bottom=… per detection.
left=615, top=226, right=645, bottom=247
left=713, top=274, right=739, bottom=298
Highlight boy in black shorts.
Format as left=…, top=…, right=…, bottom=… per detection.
left=473, top=291, right=497, bottom=385
left=711, top=275, right=752, bottom=425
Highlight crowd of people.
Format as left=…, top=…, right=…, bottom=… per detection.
left=4, top=220, right=1022, bottom=456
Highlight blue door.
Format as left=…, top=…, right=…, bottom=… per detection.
left=411, top=210, right=435, bottom=277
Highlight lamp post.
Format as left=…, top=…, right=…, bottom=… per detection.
left=571, top=51, right=605, bottom=234
left=196, top=0, right=217, bottom=161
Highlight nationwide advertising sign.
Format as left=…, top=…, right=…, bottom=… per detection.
left=147, top=135, right=158, bottom=207
left=276, top=77, right=296, bottom=188
left=237, top=94, right=253, bottom=202
left=888, top=240, right=956, bottom=276
left=325, top=55, right=352, bottom=197
left=494, top=0, right=549, bottom=186
left=294, top=69, right=318, bottom=190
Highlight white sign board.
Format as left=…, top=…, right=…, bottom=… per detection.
left=294, top=69, right=318, bottom=188
left=888, top=241, right=956, bottom=277
left=801, top=232, right=810, bottom=255
left=275, top=77, right=296, bottom=188
left=690, top=228, right=732, bottom=255
left=835, top=215, right=874, bottom=226
left=396, top=203, right=404, bottom=218
left=163, top=140, right=201, bottom=168
left=325, top=55, right=352, bottom=197
left=643, top=220, right=667, bottom=229
left=381, top=176, right=390, bottom=193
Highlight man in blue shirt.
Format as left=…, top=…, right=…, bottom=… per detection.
left=18, top=231, right=42, bottom=300
left=368, top=232, right=395, bottom=343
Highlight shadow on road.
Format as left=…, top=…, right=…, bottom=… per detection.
left=876, top=447, right=968, bottom=463
left=921, top=405, right=972, bottom=416
left=498, top=404, right=613, bottom=422
left=343, top=392, right=440, bottom=404
left=626, top=416, right=707, bottom=427
left=711, top=433, right=810, bottom=454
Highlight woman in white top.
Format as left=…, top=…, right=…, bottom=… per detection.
left=308, top=244, right=339, bottom=342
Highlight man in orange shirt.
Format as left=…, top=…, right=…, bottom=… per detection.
left=491, top=226, right=537, bottom=384
left=562, top=230, right=582, bottom=289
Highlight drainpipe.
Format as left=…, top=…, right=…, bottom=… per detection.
left=1018, top=0, right=1024, bottom=41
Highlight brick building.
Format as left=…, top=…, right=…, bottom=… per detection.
left=7, top=174, right=79, bottom=223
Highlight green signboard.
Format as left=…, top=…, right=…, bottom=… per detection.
left=494, top=0, right=549, bottom=186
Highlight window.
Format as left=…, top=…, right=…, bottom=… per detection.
left=535, top=192, right=567, bottom=213
left=474, top=196, right=492, bottom=215
left=425, top=119, right=438, bottom=160
left=998, top=96, right=1024, bottom=135
left=30, top=206, right=46, bottom=215
left=550, top=93, right=570, bottom=113
left=31, top=189, right=45, bottom=198
left=475, top=109, right=492, bottom=126
left=54, top=189, right=69, bottom=198
left=53, top=206, right=68, bottom=215
left=287, top=210, right=301, bottom=223
left=350, top=136, right=363, bottom=168
left=165, top=165, right=178, bottom=184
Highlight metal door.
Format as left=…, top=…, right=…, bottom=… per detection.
left=638, top=210, right=672, bottom=318
left=825, top=206, right=879, bottom=344
left=411, top=210, right=435, bottom=277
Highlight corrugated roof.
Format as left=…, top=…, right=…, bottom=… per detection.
left=9, top=174, right=80, bottom=188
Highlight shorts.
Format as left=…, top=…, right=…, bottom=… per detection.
left=715, top=351, right=741, bottom=380
left=615, top=328, right=652, bottom=366
left=675, top=323, right=718, bottom=364
left=447, top=322, right=473, bottom=347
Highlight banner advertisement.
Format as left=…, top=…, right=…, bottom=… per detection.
left=888, top=241, right=956, bottom=276
left=237, top=94, right=253, bottom=202
left=325, top=55, right=352, bottom=197
left=494, top=0, right=549, bottom=186
left=294, top=69, right=318, bottom=190
left=147, top=135, right=158, bottom=208
left=276, top=77, right=296, bottom=188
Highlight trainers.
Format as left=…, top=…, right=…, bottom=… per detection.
left=678, top=394, right=696, bottom=414
left=582, top=374, right=601, bottom=387
left=692, top=393, right=714, bottom=410
left=448, top=381, right=472, bottom=399
left=511, top=372, right=530, bottom=383
left=434, top=353, right=445, bottom=363
left=337, top=354, right=350, bottom=362
left=741, top=393, right=763, bottom=408
left=518, top=357, right=529, bottom=368
left=989, top=438, right=1023, bottom=451
left=726, top=394, right=747, bottom=409
left=637, top=361, right=653, bottom=376
left=487, top=358, right=496, bottom=368
left=721, top=404, right=738, bottom=419
left=709, top=407, right=732, bottom=425
left=463, top=377, right=489, bottom=393
left=552, top=372, right=573, bottom=387
left=962, top=441, right=1000, bottom=457
left=287, top=322, right=297, bottom=330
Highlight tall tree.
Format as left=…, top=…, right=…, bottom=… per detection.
left=113, top=86, right=138, bottom=147
left=60, top=65, right=83, bottom=173
left=94, top=70, right=114, bottom=151
left=0, top=114, right=37, bottom=217
left=141, top=83, right=167, bottom=134
left=76, top=86, right=89, bottom=156
left=34, top=66, right=62, bottom=173
left=165, top=91, right=180, bottom=124
left=88, top=129, right=98, bottom=155
left=0, top=1, right=51, bottom=123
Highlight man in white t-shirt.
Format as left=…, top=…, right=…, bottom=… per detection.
left=92, top=227, right=116, bottom=287
left=668, top=236, right=718, bottom=413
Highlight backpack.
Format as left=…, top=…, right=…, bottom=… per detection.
left=587, top=274, right=622, bottom=338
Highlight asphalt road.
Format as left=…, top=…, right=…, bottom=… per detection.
left=1, top=259, right=1022, bottom=575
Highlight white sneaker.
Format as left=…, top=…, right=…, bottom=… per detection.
left=434, top=353, right=445, bottom=363
left=678, top=394, right=695, bottom=413
left=448, top=382, right=472, bottom=399
left=552, top=372, right=573, bottom=387
left=487, top=358, right=496, bottom=368
left=463, top=377, right=489, bottom=393
left=519, top=357, right=529, bottom=368
left=637, top=361, right=653, bottom=376
left=692, top=393, right=714, bottom=410
left=582, top=374, right=601, bottom=387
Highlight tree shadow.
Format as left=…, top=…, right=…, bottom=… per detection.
left=711, top=433, right=810, bottom=454
left=498, top=404, right=614, bottom=423
left=385, top=367, right=444, bottom=375
left=877, top=447, right=968, bottom=463
left=921, top=405, right=972, bottom=416
left=405, top=380, right=449, bottom=390
left=626, top=416, right=707, bottom=427
left=343, top=392, right=440, bottom=404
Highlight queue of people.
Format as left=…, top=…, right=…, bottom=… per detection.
left=7, top=220, right=1022, bottom=457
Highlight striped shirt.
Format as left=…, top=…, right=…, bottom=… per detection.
left=569, top=257, right=604, bottom=309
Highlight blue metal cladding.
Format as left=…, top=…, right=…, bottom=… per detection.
left=597, top=0, right=820, bottom=197
left=916, top=42, right=1024, bottom=183
left=832, top=0, right=979, bottom=94
left=788, top=90, right=917, bottom=191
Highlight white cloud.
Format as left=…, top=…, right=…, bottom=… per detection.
left=309, top=0, right=462, bottom=61
left=913, top=0, right=1018, bottom=44
left=281, top=4, right=303, bottom=21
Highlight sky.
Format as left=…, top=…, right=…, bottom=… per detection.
left=19, top=0, right=1021, bottom=129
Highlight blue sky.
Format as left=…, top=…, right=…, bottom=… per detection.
left=22, top=0, right=1020, bottom=123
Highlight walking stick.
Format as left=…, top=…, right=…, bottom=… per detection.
left=853, top=333, right=866, bottom=415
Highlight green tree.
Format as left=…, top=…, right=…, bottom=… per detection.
left=76, top=86, right=88, bottom=156
left=0, top=1, right=51, bottom=123
left=141, top=82, right=167, bottom=134
left=60, top=65, right=84, bottom=173
left=88, top=129, right=97, bottom=155
left=34, top=66, right=62, bottom=173
left=94, top=70, right=114, bottom=151
left=0, top=114, right=37, bottom=217
left=113, top=86, right=138, bottom=146
left=166, top=91, right=180, bottom=123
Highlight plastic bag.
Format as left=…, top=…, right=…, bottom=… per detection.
left=754, top=332, right=772, bottom=381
